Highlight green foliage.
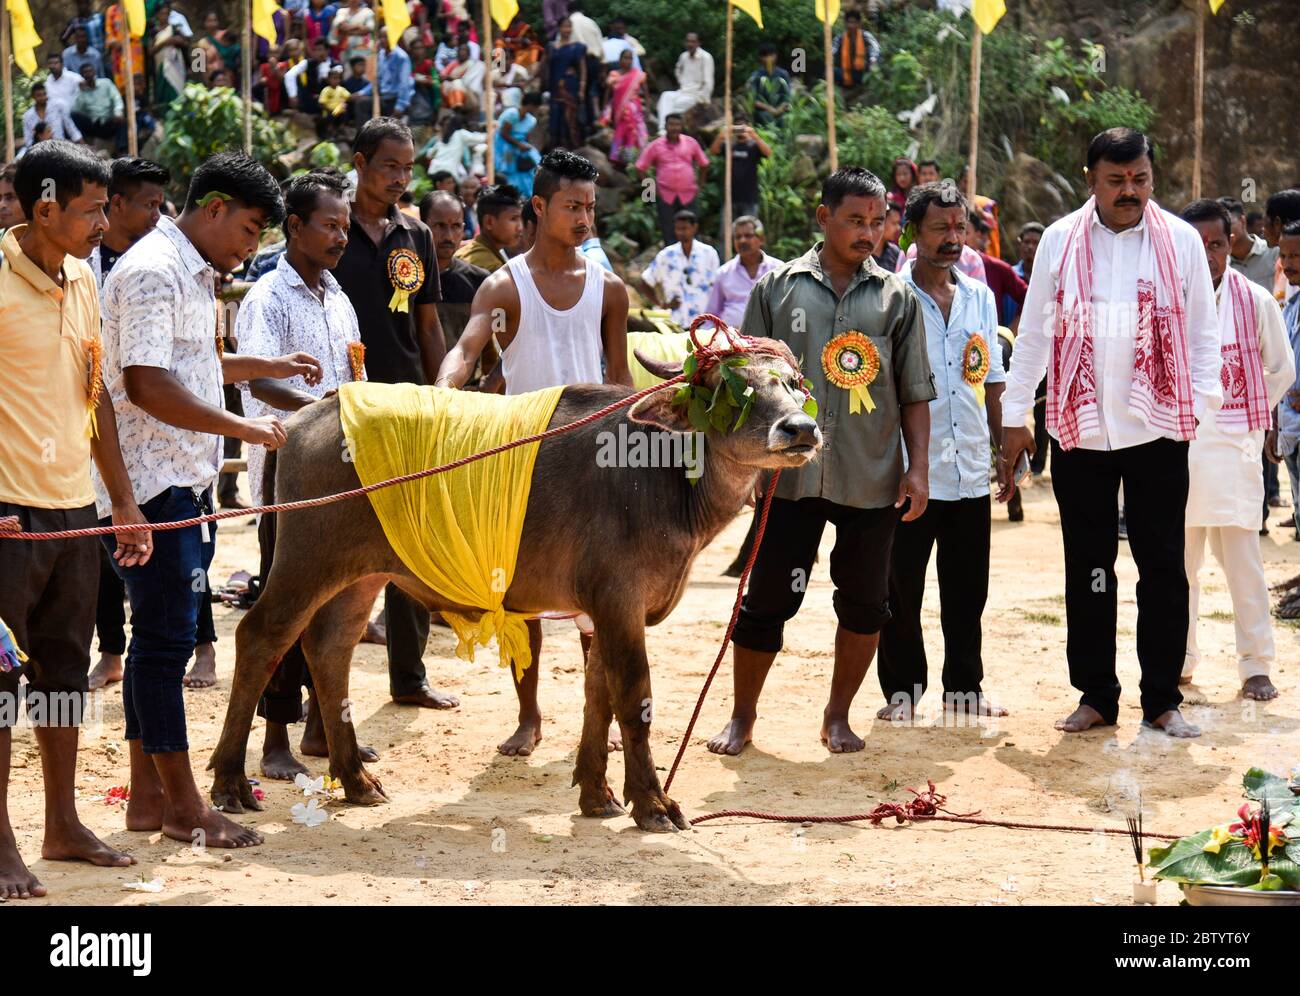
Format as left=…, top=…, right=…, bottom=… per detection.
left=309, top=141, right=344, bottom=170
left=11, top=72, right=42, bottom=120
left=156, top=84, right=293, bottom=198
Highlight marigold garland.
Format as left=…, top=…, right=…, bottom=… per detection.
left=348, top=341, right=367, bottom=382
left=821, top=331, right=880, bottom=414
left=83, top=338, right=103, bottom=439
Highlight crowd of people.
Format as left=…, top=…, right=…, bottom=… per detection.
left=2, top=1, right=1300, bottom=908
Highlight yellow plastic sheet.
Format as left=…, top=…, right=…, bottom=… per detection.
left=339, top=382, right=563, bottom=680
left=627, top=330, right=691, bottom=390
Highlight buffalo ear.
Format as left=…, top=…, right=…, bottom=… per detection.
left=629, top=388, right=694, bottom=434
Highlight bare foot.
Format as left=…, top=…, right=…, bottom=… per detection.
left=298, top=732, right=379, bottom=763
left=41, top=820, right=136, bottom=867
left=0, top=832, right=46, bottom=900
left=706, top=717, right=754, bottom=756
left=88, top=653, right=123, bottom=691
left=1054, top=704, right=1111, bottom=733
left=125, top=780, right=164, bottom=832
left=821, top=715, right=865, bottom=753
left=392, top=684, right=459, bottom=709
left=261, top=745, right=310, bottom=781
left=1142, top=709, right=1201, bottom=738
left=163, top=807, right=262, bottom=848
left=607, top=720, right=623, bottom=753
left=182, top=643, right=217, bottom=689
left=1180, top=682, right=1209, bottom=706
left=1243, top=675, right=1279, bottom=701
left=360, top=618, right=386, bottom=645
left=877, top=700, right=915, bottom=722
left=946, top=694, right=1008, bottom=717
left=498, top=718, right=542, bottom=756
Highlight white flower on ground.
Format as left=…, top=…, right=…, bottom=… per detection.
left=291, top=798, right=329, bottom=828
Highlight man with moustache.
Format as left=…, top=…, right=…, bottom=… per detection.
left=437, top=149, right=631, bottom=757
left=420, top=190, right=489, bottom=348
left=96, top=152, right=323, bottom=849
left=0, top=164, right=23, bottom=233
left=999, top=128, right=1222, bottom=738
left=0, top=141, right=149, bottom=899
left=707, top=166, right=935, bottom=757
left=234, top=170, right=381, bottom=780
left=333, top=118, right=455, bottom=712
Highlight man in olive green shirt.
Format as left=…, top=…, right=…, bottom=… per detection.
left=707, top=166, right=936, bottom=757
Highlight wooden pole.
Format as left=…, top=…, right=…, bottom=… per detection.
left=823, top=6, right=837, bottom=172
left=123, top=7, right=138, bottom=156
left=242, top=0, right=253, bottom=152
left=968, top=24, right=982, bottom=199
left=2, top=0, right=14, bottom=163
left=371, top=15, right=381, bottom=118
left=723, top=4, right=733, bottom=260
left=483, top=1, right=495, bottom=183
left=1192, top=0, right=1204, bottom=199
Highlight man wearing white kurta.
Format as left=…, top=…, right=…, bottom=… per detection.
left=1179, top=200, right=1294, bottom=701
left=998, top=129, right=1222, bottom=739
left=656, top=33, right=715, bottom=132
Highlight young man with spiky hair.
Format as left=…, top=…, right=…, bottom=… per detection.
left=96, top=151, right=324, bottom=849
left=0, top=141, right=148, bottom=899
left=437, top=149, right=631, bottom=757
left=453, top=182, right=523, bottom=274
left=1179, top=198, right=1293, bottom=703
left=708, top=166, right=936, bottom=757
left=333, top=117, right=455, bottom=712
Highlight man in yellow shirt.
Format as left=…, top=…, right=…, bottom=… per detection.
left=0, top=141, right=152, bottom=900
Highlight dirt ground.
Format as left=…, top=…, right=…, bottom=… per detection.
left=8, top=470, right=1300, bottom=906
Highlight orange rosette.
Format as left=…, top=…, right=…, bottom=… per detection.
left=386, top=248, right=424, bottom=313
left=962, top=333, right=991, bottom=406
left=822, top=331, right=880, bottom=414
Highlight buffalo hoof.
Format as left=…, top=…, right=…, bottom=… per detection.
left=578, top=783, right=625, bottom=819
left=211, top=773, right=263, bottom=814
left=630, top=794, right=690, bottom=833
left=340, top=767, right=389, bottom=806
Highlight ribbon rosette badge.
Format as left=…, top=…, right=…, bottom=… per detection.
left=386, top=248, right=424, bottom=314
left=962, top=333, right=992, bottom=406
left=822, top=331, right=880, bottom=414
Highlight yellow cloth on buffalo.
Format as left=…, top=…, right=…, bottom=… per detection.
left=338, top=382, right=563, bottom=680
left=627, top=330, right=691, bottom=390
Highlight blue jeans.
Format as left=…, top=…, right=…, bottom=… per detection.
left=100, top=486, right=216, bottom=754
left=1285, top=448, right=1300, bottom=539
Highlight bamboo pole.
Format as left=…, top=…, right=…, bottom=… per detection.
left=242, top=0, right=253, bottom=152
left=1192, top=0, right=1204, bottom=199
left=968, top=24, right=982, bottom=199
left=723, top=3, right=733, bottom=260
left=823, top=6, right=836, bottom=172
left=2, top=0, right=14, bottom=163
left=124, top=7, right=138, bottom=156
left=371, top=14, right=381, bottom=118
left=483, top=1, right=495, bottom=183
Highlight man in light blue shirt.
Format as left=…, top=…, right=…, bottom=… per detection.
left=879, top=181, right=1007, bottom=721
left=1269, top=221, right=1300, bottom=540
left=367, top=37, right=415, bottom=118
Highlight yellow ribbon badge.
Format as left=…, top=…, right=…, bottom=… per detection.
left=822, top=331, right=880, bottom=414
left=386, top=248, right=424, bottom=314
left=962, top=333, right=992, bottom=408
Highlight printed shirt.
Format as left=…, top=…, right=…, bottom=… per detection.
left=1278, top=293, right=1300, bottom=457
left=93, top=216, right=225, bottom=516
left=705, top=251, right=781, bottom=329
left=742, top=244, right=936, bottom=510
left=643, top=239, right=720, bottom=328
left=902, top=268, right=1005, bottom=501
left=0, top=227, right=102, bottom=508
left=235, top=254, right=362, bottom=502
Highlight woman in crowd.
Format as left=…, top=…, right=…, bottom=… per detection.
left=601, top=47, right=647, bottom=166
left=494, top=91, right=543, bottom=198
left=420, top=110, right=485, bottom=180
left=544, top=16, right=587, bottom=150
left=329, top=0, right=375, bottom=66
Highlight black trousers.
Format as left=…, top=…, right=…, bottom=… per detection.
left=96, top=545, right=127, bottom=656
left=1030, top=377, right=1050, bottom=474
left=732, top=496, right=897, bottom=654
left=219, top=384, right=243, bottom=504
left=1050, top=436, right=1188, bottom=724
left=656, top=196, right=693, bottom=248
left=385, top=584, right=430, bottom=698
left=256, top=509, right=311, bottom=725
left=878, top=496, right=990, bottom=705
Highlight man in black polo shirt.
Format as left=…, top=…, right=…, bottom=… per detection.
left=334, top=117, right=456, bottom=710
left=709, top=116, right=771, bottom=222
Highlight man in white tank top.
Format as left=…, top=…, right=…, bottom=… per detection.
left=437, top=150, right=631, bottom=757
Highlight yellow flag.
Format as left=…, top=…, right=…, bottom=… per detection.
left=815, top=0, right=841, bottom=25
left=971, top=0, right=1006, bottom=34
left=124, top=0, right=147, bottom=37
left=9, top=0, right=42, bottom=76
left=731, top=0, right=763, bottom=28
left=250, top=0, right=284, bottom=44
left=380, top=0, right=411, bottom=48
left=1208, top=0, right=1226, bottom=12
left=490, top=0, right=519, bottom=32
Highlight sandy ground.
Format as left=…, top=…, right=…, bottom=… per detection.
left=7, top=470, right=1300, bottom=907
